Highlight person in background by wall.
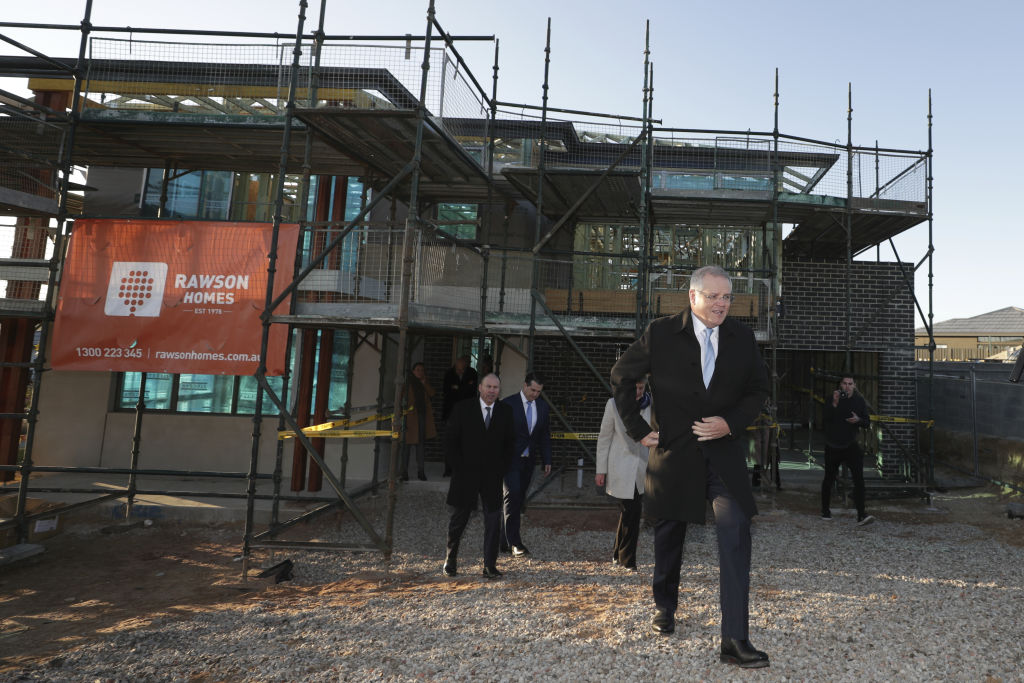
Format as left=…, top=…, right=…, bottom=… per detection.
left=442, top=355, right=479, bottom=421
left=401, top=362, right=437, bottom=481
left=595, top=379, right=652, bottom=571
left=820, top=374, right=874, bottom=525
left=442, top=355, right=478, bottom=477
left=477, top=353, right=494, bottom=379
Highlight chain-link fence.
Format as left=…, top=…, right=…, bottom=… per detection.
left=650, top=131, right=926, bottom=206
left=81, top=37, right=490, bottom=143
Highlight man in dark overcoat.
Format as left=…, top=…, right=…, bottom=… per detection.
left=611, top=265, right=771, bottom=669
left=443, top=373, right=515, bottom=579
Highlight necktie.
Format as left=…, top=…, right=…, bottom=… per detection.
left=526, top=401, right=534, bottom=434
left=703, top=327, right=715, bottom=388
left=485, top=406, right=491, bottom=428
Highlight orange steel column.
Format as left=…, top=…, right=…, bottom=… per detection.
left=290, top=329, right=317, bottom=491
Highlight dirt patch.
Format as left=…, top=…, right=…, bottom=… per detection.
left=0, top=521, right=262, bottom=673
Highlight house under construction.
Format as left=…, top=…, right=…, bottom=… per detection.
left=0, top=1, right=936, bottom=564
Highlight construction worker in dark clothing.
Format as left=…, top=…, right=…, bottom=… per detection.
left=820, top=375, right=874, bottom=525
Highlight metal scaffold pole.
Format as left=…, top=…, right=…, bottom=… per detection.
left=769, top=68, right=781, bottom=487
left=527, top=18, right=552, bottom=369
left=844, top=84, right=854, bottom=374
left=12, top=0, right=93, bottom=541
left=926, top=89, right=935, bottom=486
left=383, top=0, right=438, bottom=561
left=636, top=21, right=651, bottom=338
left=242, top=0, right=309, bottom=579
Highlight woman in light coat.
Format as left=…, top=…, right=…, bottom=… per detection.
left=595, top=380, right=651, bottom=570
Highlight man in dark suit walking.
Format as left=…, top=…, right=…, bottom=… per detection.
left=500, top=371, right=552, bottom=556
left=443, top=373, right=515, bottom=579
left=611, top=265, right=771, bottom=669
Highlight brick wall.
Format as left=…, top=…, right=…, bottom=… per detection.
left=532, top=335, right=631, bottom=468
left=779, top=258, right=919, bottom=478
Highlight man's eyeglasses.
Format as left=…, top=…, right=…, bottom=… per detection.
left=698, top=291, right=734, bottom=303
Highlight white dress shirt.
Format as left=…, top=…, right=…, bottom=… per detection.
left=480, top=397, right=495, bottom=425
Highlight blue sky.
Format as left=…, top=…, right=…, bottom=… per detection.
left=4, top=0, right=1021, bottom=324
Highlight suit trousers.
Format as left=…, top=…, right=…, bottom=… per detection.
left=612, top=486, right=643, bottom=568
left=447, top=500, right=501, bottom=569
left=821, top=442, right=866, bottom=517
left=651, top=463, right=752, bottom=640
left=502, top=456, right=535, bottom=547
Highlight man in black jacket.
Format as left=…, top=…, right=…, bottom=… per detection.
left=442, top=373, right=515, bottom=579
left=820, top=375, right=874, bottom=525
left=611, top=265, right=770, bottom=669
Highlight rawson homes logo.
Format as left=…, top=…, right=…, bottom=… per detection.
left=104, top=262, right=168, bottom=317
left=104, top=261, right=253, bottom=317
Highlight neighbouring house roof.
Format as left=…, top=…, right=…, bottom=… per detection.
left=916, top=306, right=1024, bottom=336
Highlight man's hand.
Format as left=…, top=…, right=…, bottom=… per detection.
left=845, top=412, right=861, bottom=424
left=543, top=464, right=552, bottom=477
left=640, top=431, right=659, bottom=448
left=692, top=416, right=730, bottom=441
left=832, top=390, right=841, bottom=407
left=595, top=473, right=605, bottom=487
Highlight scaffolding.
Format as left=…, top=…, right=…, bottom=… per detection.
left=0, top=0, right=937, bottom=568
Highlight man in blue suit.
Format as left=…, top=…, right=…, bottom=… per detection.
left=500, top=371, right=552, bottom=556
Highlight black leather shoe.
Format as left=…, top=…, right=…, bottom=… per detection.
left=417, top=472, right=427, bottom=481
left=481, top=566, right=503, bottom=579
left=651, top=608, right=674, bottom=634
left=720, top=638, right=770, bottom=668
left=511, top=545, right=530, bottom=557
left=442, top=558, right=457, bottom=577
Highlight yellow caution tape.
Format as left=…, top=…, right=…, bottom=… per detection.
left=870, top=415, right=934, bottom=428
left=279, top=429, right=398, bottom=441
left=784, top=386, right=934, bottom=428
left=551, top=432, right=600, bottom=441
left=278, top=407, right=411, bottom=439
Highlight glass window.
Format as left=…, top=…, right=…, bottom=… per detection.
left=437, top=203, right=478, bottom=240
left=176, top=374, right=235, bottom=413
left=142, top=169, right=234, bottom=219
left=114, top=330, right=348, bottom=418
left=198, top=171, right=233, bottom=219
left=237, top=374, right=284, bottom=416
left=141, top=168, right=308, bottom=223
left=327, top=331, right=350, bottom=412
left=118, top=372, right=173, bottom=410
left=662, top=173, right=714, bottom=191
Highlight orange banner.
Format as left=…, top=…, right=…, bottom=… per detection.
left=51, top=219, right=299, bottom=375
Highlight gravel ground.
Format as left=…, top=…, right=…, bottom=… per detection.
left=6, top=483, right=1024, bottom=682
